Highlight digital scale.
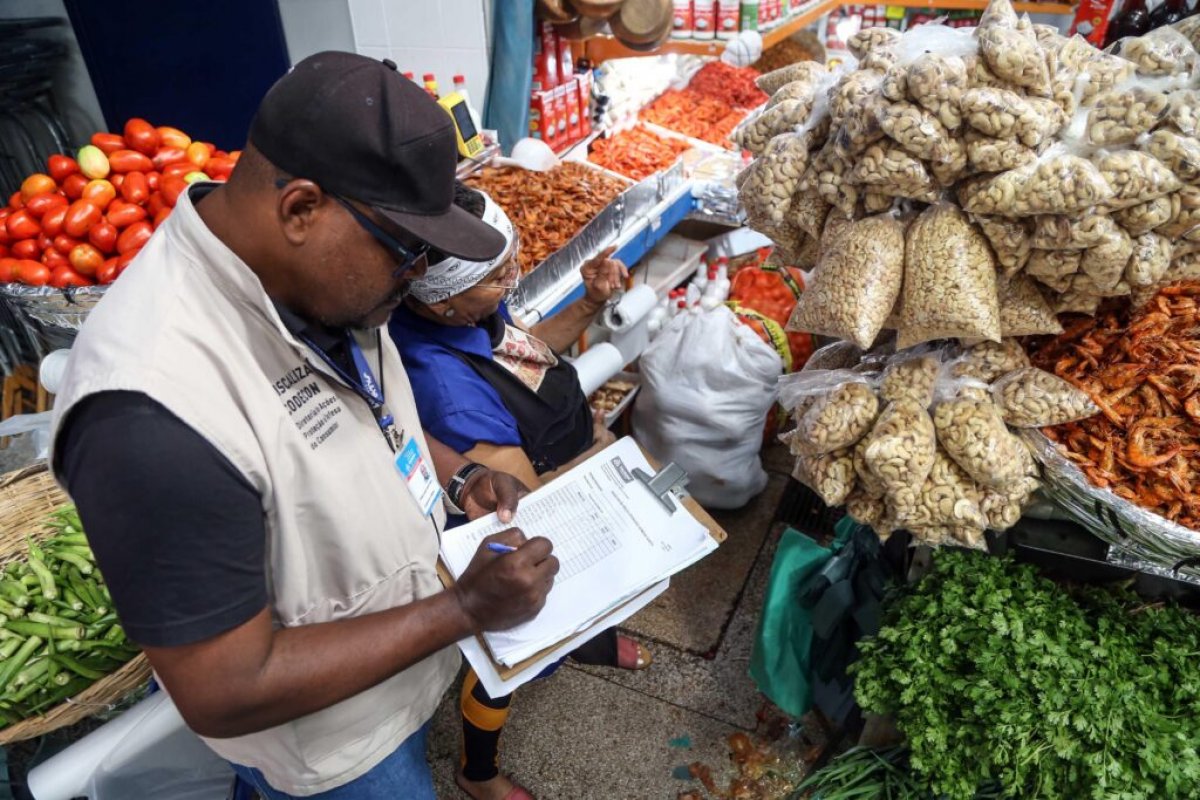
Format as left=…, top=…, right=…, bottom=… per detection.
left=438, top=91, right=485, bottom=159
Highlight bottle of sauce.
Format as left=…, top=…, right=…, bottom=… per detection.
left=1150, top=0, right=1187, bottom=27
left=1106, top=0, right=1151, bottom=46
left=423, top=73, right=440, bottom=99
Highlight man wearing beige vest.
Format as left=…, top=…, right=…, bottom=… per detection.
left=49, top=53, right=558, bottom=799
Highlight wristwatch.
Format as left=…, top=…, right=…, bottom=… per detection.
left=444, top=462, right=488, bottom=516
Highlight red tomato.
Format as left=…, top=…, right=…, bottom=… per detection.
left=36, top=233, right=53, bottom=252
left=161, top=161, right=197, bottom=181
left=153, top=207, right=171, bottom=227
left=21, top=173, right=57, bottom=202
left=146, top=171, right=161, bottom=192
left=152, top=147, right=188, bottom=170
left=90, top=133, right=126, bottom=155
left=145, top=193, right=165, bottom=219
left=120, top=171, right=150, bottom=205
left=8, top=192, right=23, bottom=210
left=229, top=150, right=241, bottom=162
left=97, top=256, right=119, bottom=284
left=53, top=234, right=81, bottom=255
left=41, top=204, right=67, bottom=237
left=107, top=149, right=155, bottom=173
left=123, top=119, right=159, bottom=156
left=11, top=239, right=40, bottom=260
left=24, top=193, right=67, bottom=220
left=110, top=173, right=125, bottom=190
left=0, top=257, right=16, bottom=282
left=0, top=245, right=7, bottom=259
left=116, top=247, right=140, bottom=275
left=204, top=156, right=237, bottom=181
left=16, top=259, right=50, bottom=286
left=161, top=176, right=188, bottom=208
left=82, top=179, right=117, bottom=210
left=106, top=200, right=148, bottom=229
left=41, top=247, right=68, bottom=270
left=117, top=221, right=152, bottom=254
left=62, top=173, right=88, bottom=200
left=156, top=126, right=191, bottom=150
left=63, top=200, right=102, bottom=238
left=0, top=210, right=9, bottom=246
left=69, top=243, right=103, bottom=276
left=6, top=209, right=39, bottom=240
left=47, top=154, right=81, bottom=183
left=185, top=141, right=210, bottom=169
left=50, top=265, right=92, bottom=288
left=88, top=221, right=118, bottom=254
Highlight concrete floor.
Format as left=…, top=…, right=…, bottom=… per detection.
left=426, top=450, right=802, bottom=800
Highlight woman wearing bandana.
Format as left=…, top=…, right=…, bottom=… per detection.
left=387, top=184, right=652, bottom=800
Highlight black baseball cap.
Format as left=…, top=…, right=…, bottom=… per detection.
left=249, top=51, right=504, bottom=262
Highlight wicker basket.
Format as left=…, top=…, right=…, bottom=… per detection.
left=0, top=462, right=151, bottom=744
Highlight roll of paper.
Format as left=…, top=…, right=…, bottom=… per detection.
left=38, top=349, right=71, bottom=395
left=601, top=284, right=658, bottom=333
left=571, top=342, right=626, bottom=396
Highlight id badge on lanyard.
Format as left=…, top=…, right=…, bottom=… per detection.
left=337, top=333, right=443, bottom=517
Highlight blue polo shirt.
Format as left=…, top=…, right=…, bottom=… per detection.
left=388, top=303, right=522, bottom=455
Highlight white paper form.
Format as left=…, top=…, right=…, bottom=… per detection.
left=440, top=437, right=716, bottom=665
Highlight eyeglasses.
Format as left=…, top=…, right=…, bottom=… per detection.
left=273, top=178, right=429, bottom=277
left=474, top=249, right=522, bottom=295
left=330, top=195, right=430, bottom=278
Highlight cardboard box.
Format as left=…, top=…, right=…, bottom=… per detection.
left=577, top=70, right=594, bottom=136
left=552, top=85, right=569, bottom=145
left=534, top=21, right=559, bottom=90
left=1069, top=0, right=1116, bottom=47
left=564, top=77, right=583, bottom=142
left=529, top=89, right=548, bottom=143
left=556, top=30, right=574, bottom=84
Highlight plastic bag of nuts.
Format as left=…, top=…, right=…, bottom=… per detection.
left=879, top=350, right=942, bottom=406
left=808, top=141, right=860, bottom=216
left=802, top=340, right=863, bottom=372
left=860, top=398, right=938, bottom=500
left=1117, top=26, right=1197, bottom=76
left=791, top=376, right=881, bottom=455
left=1078, top=222, right=1134, bottom=291
left=997, top=272, right=1063, bottom=336
left=978, top=23, right=1051, bottom=94
left=980, top=473, right=1040, bottom=530
left=908, top=53, right=969, bottom=131
left=932, top=386, right=1032, bottom=489
left=833, top=90, right=889, bottom=156
left=738, top=133, right=809, bottom=226
left=1154, top=186, right=1200, bottom=240
left=1026, top=248, right=1083, bottom=292
left=965, top=131, right=1037, bottom=173
left=756, top=61, right=827, bottom=96
left=959, top=152, right=1114, bottom=217
left=1125, top=232, right=1173, bottom=288
left=848, top=27, right=901, bottom=61
left=1031, top=214, right=1118, bottom=250
left=878, top=101, right=957, bottom=163
left=1086, top=86, right=1171, bottom=147
left=845, top=487, right=888, bottom=528
left=929, top=140, right=970, bottom=187
left=974, top=215, right=1033, bottom=276
left=1115, top=195, right=1174, bottom=235
left=949, top=338, right=1030, bottom=382
left=991, top=366, right=1099, bottom=427
left=787, top=214, right=906, bottom=348
left=766, top=77, right=822, bottom=111
left=1053, top=289, right=1102, bottom=315
left=961, top=88, right=1053, bottom=147
left=791, top=448, right=857, bottom=506
left=1095, top=150, right=1181, bottom=210
left=734, top=100, right=810, bottom=156
left=829, top=70, right=885, bottom=125
left=852, top=142, right=939, bottom=202
left=789, top=190, right=831, bottom=240
left=1144, top=129, right=1200, bottom=183
left=897, top=203, right=1002, bottom=348
left=890, top=447, right=986, bottom=531
left=1167, top=89, right=1200, bottom=137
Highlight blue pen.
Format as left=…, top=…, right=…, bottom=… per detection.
left=487, top=542, right=517, bottom=554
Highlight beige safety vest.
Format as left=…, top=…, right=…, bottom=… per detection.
left=50, top=187, right=459, bottom=796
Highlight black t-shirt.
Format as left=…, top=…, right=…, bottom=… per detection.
left=55, top=308, right=357, bottom=648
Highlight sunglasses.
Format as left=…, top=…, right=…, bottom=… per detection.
left=274, top=179, right=429, bottom=277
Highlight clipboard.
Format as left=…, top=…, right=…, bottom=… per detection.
left=437, top=445, right=726, bottom=686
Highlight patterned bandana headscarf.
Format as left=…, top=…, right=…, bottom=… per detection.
left=407, top=191, right=516, bottom=304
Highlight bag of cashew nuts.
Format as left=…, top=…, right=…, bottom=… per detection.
left=990, top=366, right=1100, bottom=427
left=859, top=397, right=938, bottom=505
left=997, top=272, right=1063, bottom=337
left=931, top=373, right=1034, bottom=490
left=878, top=347, right=943, bottom=406
left=948, top=338, right=1031, bottom=383
left=897, top=202, right=1002, bottom=348
left=778, top=370, right=881, bottom=456
left=791, top=448, right=857, bottom=507
left=787, top=214, right=906, bottom=349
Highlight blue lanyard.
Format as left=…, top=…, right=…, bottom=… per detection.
left=301, top=331, right=399, bottom=445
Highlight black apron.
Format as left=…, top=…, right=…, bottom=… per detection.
left=448, top=314, right=594, bottom=474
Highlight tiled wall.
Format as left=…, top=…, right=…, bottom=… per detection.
left=349, top=0, right=493, bottom=113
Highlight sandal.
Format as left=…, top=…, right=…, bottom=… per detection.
left=456, top=772, right=536, bottom=800
left=616, top=634, right=653, bottom=670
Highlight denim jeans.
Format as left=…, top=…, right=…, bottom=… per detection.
left=229, top=722, right=436, bottom=800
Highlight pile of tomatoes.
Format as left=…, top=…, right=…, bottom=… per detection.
left=0, top=118, right=239, bottom=289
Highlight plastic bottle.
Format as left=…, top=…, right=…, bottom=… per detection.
left=694, top=255, right=710, bottom=293
left=715, top=258, right=731, bottom=301
left=452, top=74, right=484, bottom=131
left=423, top=73, right=440, bottom=99
left=699, top=266, right=723, bottom=310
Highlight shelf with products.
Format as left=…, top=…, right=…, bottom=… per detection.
left=579, top=0, right=1074, bottom=62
